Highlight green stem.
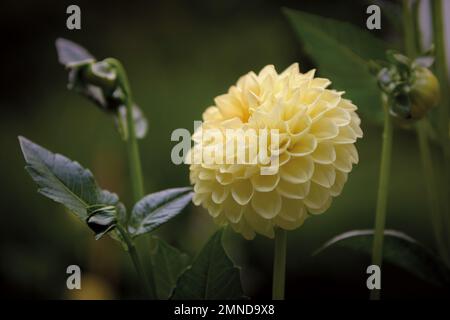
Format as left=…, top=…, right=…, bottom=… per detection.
left=404, top=0, right=450, bottom=266
left=416, top=121, right=449, bottom=263
left=370, top=96, right=393, bottom=300
left=431, top=0, right=450, bottom=250
left=105, top=58, right=145, bottom=203
left=402, top=0, right=418, bottom=57
left=272, top=228, right=287, bottom=300
left=116, top=225, right=154, bottom=298
left=106, top=58, right=158, bottom=298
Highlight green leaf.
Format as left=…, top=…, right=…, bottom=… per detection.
left=148, top=236, right=190, bottom=299
left=283, top=8, right=388, bottom=123
left=19, top=136, right=120, bottom=219
left=19, top=136, right=124, bottom=241
left=315, top=229, right=450, bottom=287
left=171, top=229, right=245, bottom=300
left=128, top=187, right=193, bottom=238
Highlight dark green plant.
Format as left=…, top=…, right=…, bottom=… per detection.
left=19, top=39, right=245, bottom=300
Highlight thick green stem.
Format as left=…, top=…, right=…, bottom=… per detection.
left=417, top=121, right=449, bottom=263
left=105, top=58, right=145, bottom=203
left=106, top=58, right=158, bottom=298
left=402, top=0, right=418, bottom=57
left=116, top=225, right=154, bottom=298
left=370, top=97, right=393, bottom=300
left=404, top=0, right=450, bottom=266
left=431, top=0, right=450, bottom=249
left=272, top=228, right=287, bottom=300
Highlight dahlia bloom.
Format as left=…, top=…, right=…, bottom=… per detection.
left=188, top=64, right=362, bottom=239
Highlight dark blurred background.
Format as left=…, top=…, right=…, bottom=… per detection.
left=0, top=0, right=448, bottom=299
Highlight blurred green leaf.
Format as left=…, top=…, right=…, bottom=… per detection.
left=128, top=187, right=193, bottom=238
left=315, top=229, right=450, bottom=287
left=171, top=229, right=245, bottom=300
left=283, top=8, right=388, bottom=123
left=149, top=236, right=190, bottom=299
left=19, top=136, right=121, bottom=220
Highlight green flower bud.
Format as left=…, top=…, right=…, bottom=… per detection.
left=409, top=67, right=440, bottom=119
left=86, top=204, right=117, bottom=240
left=373, top=50, right=440, bottom=122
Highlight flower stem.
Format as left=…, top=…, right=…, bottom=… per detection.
left=370, top=96, right=393, bottom=300
left=416, top=120, right=449, bottom=263
left=105, top=58, right=145, bottom=203
left=106, top=58, right=157, bottom=298
left=431, top=0, right=450, bottom=252
left=116, top=224, right=154, bottom=298
left=272, top=228, right=287, bottom=300
left=404, top=0, right=450, bottom=267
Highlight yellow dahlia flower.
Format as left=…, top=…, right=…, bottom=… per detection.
left=188, top=64, right=362, bottom=239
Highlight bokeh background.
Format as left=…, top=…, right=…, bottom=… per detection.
left=1, top=0, right=449, bottom=299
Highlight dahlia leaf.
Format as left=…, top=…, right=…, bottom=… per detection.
left=148, top=236, right=190, bottom=299
left=19, top=136, right=125, bottom=240
left=315, top=229, right=450, bottom=287
left=128, top=187, right=193, bottom=237
left=171, top=229, right=245, bottom=299
left=283, top=8, right=388, bottom=124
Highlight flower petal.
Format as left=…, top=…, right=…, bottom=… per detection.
left=311, top=141, right=336, bottom=164
left=287, top=134, right=317, bottom=156
left=277, top=179, right=310, bottom=199
left=329, top=170, right=348, bottom=196
left=309, top=118, right=339, bottom=140
left=279, top=197, right=306, bottom=222
left=231, top=179, right=254, bottom=205
left=244, top=206, right=274, bottom=238
left=311, top=163, right=336, bottom=188
left=251, top=190, right=281, bottom=219
left=280, top=156, right=314, bottom=184
left=222, top=197, right=244, bottom=223
left=211, top=185, right=229, bottom=204
left=304, top=183, right=331, bottom=210
left=251, top=173, right=280, bottom=192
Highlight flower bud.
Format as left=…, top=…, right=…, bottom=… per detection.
left=409, top=67, right=440, bottom=119
left=373, top=51, right=440, bottom=121
left=86, top=205, right=117, bottom=240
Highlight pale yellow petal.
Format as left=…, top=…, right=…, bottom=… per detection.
left=277, top=179, right=310, bottom=199
left=309, top=118, right=339, bottom=140
left=222, top=197, right=244, bottom=223
left=333, top=145, right=355, bottom=172
left=287, top=134, right=317, bottom=156
left=280, top=156, right=314, bottom=184
left=311, top=163, right=336, bottom=188
left=244, top=206, right=275, bottom=238
left=304, top=183, right=331, bottom=210
left=251, top=191, right=281, bottom=219
left=329, top=170, right=348, bottom=196
left=279, top=197, right=306, bottom=221
left=311, top=142, right=336, bottom=164
left=231, top=179, right=254, bottom=205
left=211, top=185, right=229, bottom=204
left=251, top=173, right=280, bottom=192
